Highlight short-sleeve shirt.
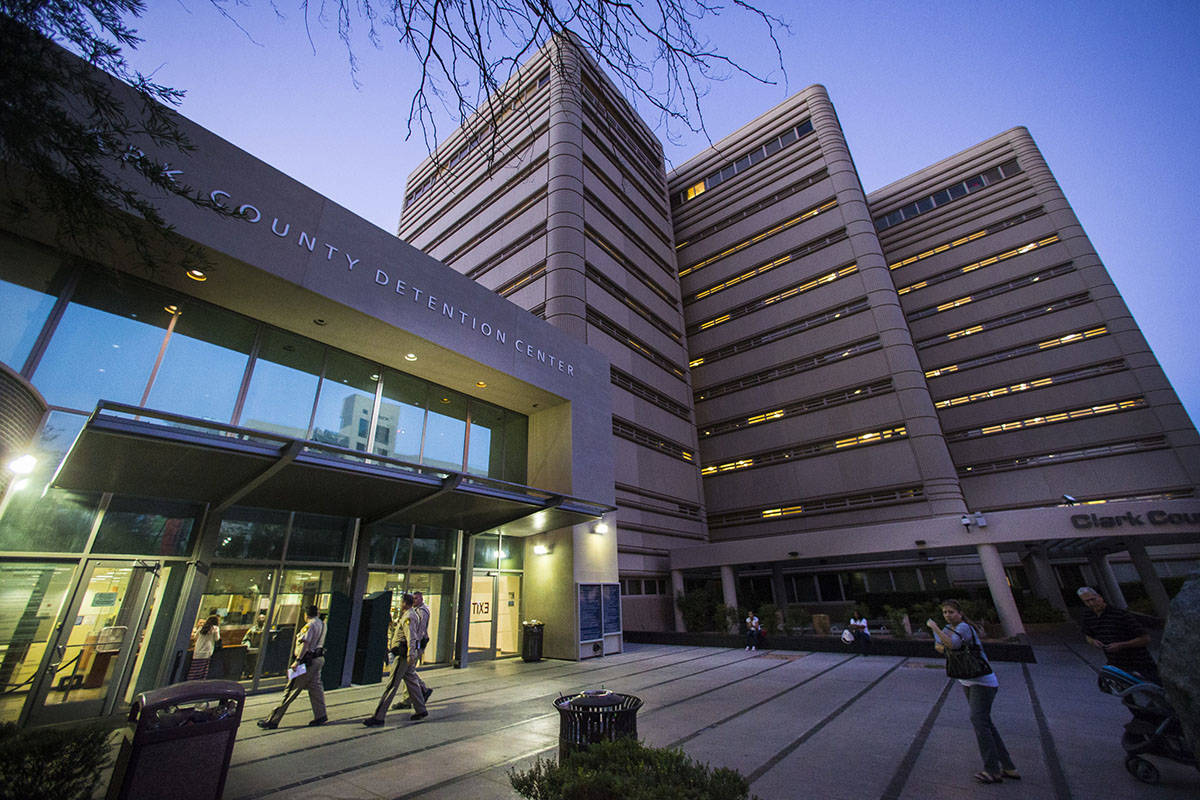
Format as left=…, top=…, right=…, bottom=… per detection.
left=849, top=617, right=870, bottom=635
left=1080, top=606, right=1157, bottom=676
left=943, top=622, right=998, bottom=688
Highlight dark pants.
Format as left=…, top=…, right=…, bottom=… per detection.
left=264, top=655, right=325, bottom=725
left=371, top=659, right=426, bottom=721
left=857, top=631, right=871, bottom=655
left=963, top=683, right=1014, bottom=775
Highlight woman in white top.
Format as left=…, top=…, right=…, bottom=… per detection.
left=745, top=613, right=761, bottom=651
left=188, top=615, right=221, bottom=680
left=927, top=600, right=1019, bottom=785
left=848, top=613, right=871, bottom=656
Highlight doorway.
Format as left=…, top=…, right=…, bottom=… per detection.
left=467, top=573, right=521, bottom=660
left=23, top=559, right=159, bottom=726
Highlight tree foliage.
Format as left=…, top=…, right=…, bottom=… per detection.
left=0, top=1, right=231, bottom=268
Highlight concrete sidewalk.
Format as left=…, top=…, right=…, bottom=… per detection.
left=220, top=641, right=1198, bottom=800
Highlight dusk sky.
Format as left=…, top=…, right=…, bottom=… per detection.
left=127, top=1, right=1199, bottom=425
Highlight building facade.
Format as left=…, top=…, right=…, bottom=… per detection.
left=400, top=38, right=1200, bottom=636
left=0, top=57, right=622, bottom=728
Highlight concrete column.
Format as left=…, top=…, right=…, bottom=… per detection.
left=1088, top=551, right=1128, bottom=609
left=720, top=566, right=739, bottom=633
left=1126, top=541, right=1171, bottom=619
left=977, top=543, right=1025, bottom=637
left=770, top=563, right=788, bottom=610
left=671, top=569, right=686, bottom=632
left=1023, top=546, right=1068, bottom=612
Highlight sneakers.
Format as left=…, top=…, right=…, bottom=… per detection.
left=362, top=717, right=385, bottom=727
left=751, top=646, right=757, bottom=651
left=256, top=720, right=277, bottom=730
left=410, top=711, right=428, bottom=721
left=307, top=717, right=327, bottom=726
left=745, top=646, right=751, bottom=650
left=423, top=687, right=433, bottom=702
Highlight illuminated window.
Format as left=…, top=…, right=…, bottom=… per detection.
left=897, top=235, right=1061, bottom=296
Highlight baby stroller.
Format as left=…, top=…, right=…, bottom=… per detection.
left=1097, top=665, right=1197, bottom=784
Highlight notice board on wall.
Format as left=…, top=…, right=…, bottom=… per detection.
left=578, top=582, right=622, bottom=643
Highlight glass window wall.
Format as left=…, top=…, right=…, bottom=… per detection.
left=0, top=234, right=62, bottom=371
left=90, top=497, right=201, bottom=557
left=423, top=390, right=468, bottom=471
left=375, top=369, right=426, bottom=462
left=213, top=507, right=289, bottom=561
left=237, top=328, right=323, bottom=438
left=285, top=513, right=353, bottom=563
left=310, top=350, right=378, bottom=450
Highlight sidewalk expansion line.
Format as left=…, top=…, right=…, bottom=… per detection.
left=239, top=645, right=711, bottom=734
left=878, top=677, right=954, bottom=800
left=1023, top=662, right=1074, bottom=800
left=670, top=653, right=860, bottom=748
left=230, top=647, right=756, bottom=785
left=745, top=658, right=907, bottom=785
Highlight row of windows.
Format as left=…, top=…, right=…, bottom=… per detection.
left=897, top=235, right=1061, bottom=297
left=944, top=398, right=1145, bottom=442
left=700, top=379, right=893, bottom=440
left=611, top=366, right=693, bottom=421
left=932, top=360, right=1125, bottom=410
left=587, top=307, right=686, bottom=382
left=586, top=264, right=683, bottom=344
left=580, top=73, right=665, bottom=180
left=0, top=235, right=528, bottom=484
left=1059, top=490, right=1194, bottom=507
left=873, top=158, right=1023, bottom=231
left=679, top=198, right=838, bottom=280
left=439, top=159, right=550, bottom=266
left=582, top=153, right=671, bottom=249
left=612, top=417, right=694, bottom=463
left=784, top=565, right=951, bottom=604
left=584, top=187, right=676, bottom=278
left=914, top=292, right=1091, bottom=349
left=700, top=426, right=906, bottom=477
left=582, top=127, right=668, bottom=219
left=695, top=337, right=881, bottom=403
left=707, top=486, right=924, bottom=529
left=957, top=436, right=1167, bottom=476
left=690, top=296, right=869, bottom=370
left=686, top=230, right=848, bottom=309
left=923, top=326, right=1108, bottom=380
left=615, top=481, right=704, bottom=520
left=495, top=261, right=547, bottom=299
left=691, top=263, right=858, bottom=336
left=673, top=118, right=815, bottom=207
left=887, top=208, right=1046, bottom=272
left=404, top=71, right=551, bottom=209
left=586, top=226, right=679, bottom=310
left=620, top=577, right=669, bottom=596
left=675, top=168, right=828, bottom=252
left=466, top=222, right=546, bottom=283
left=907, top=261, right=1076, bottom=323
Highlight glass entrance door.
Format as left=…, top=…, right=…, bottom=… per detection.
left=24, top=560, right=157, bottom=726
left=466, top=573, right=521, bottom=660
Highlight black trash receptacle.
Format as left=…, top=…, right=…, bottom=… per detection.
left=554, top=689, right=642, bottom=761
left=106, top=680, right=244, bottom=800
left=521, top=620, right=544, bottom=662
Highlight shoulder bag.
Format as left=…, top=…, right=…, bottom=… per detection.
left=944, top=625, right=992, bottom=679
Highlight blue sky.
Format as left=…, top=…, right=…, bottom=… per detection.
left=128, top=1, right=1199, bottom=425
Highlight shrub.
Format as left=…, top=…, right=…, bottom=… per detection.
left=1018, top=597, right=1066, bottom=623
left=784, top=605, right=812, bottom=631
left=0, top=722, right=111, bottom=800
left=883, top=605, right=910, bottom=639
left=677, top=586, right=723, bottom=632
left=757, top=603, right=781, bottom=632
left=509, top=737, right=759, bottom=800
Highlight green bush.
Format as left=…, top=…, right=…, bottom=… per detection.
left=509, top=737, right=759, bottom=800
left=757, top=603, right=780, bottom=632
left=1018, top=597, right=1066, bottom=623
left=783, top=605, right=812, bottom=630
left=882, top=605, right=910, bottom=639
left=0, top=722, right=111, bottom=800
left=676, top=586, right=723, bottom=632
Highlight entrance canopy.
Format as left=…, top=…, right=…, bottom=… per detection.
left=52, top=402, right=611, bottom=535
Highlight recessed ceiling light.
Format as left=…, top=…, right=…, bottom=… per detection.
left=313, top=318, right=327, bottom=326
left=163, top=305, right=180, bottom=315
left=440, top=397, right=451, bottom=404
left=185, top=268, right=207, bottom=282
left=404, top=353, right=418, bottom=361
left=476, top=381, right=487, bottom=388
left=369, top=373, right=380, bottom=382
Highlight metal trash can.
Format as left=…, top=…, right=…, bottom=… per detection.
left=106, top=680, right=245, bottom=800
left=554, top=689, right=642, bottom=761
left=521, top=619, right=545, bottom=662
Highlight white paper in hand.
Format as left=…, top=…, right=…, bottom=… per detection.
left=287, top=663, right=307, bottom=681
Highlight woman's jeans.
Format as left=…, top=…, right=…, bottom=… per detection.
left=963, top=683, right=1014, bottom=774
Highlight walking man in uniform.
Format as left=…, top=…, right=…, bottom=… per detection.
left=364, top=593, right=428, bottom=725
left=258, top=605, right=327, bottom=728
left=394, top=590, right=434, bottom=709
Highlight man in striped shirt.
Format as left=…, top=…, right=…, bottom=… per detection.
left=1078, top=586, right=1160, bottom=683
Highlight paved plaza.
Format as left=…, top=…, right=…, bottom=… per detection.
left=219, top=640, right=1198, bottom=800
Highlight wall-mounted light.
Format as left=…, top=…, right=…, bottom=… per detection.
left=6, top=454, right=37, bottom=475
left=533, top=544, right=550, bottom=555
left=592, top=522, right=609, bottom=534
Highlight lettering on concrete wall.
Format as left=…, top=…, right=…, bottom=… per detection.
left=170, top=171, right=577, bottom=378
left=1070, top=510, right=1200, bottom=529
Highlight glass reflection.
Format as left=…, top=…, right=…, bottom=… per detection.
left=310, top=350, right=378, bottom=451
left=0, top=233, right=61, bottom=371
left=376, top=369, right=426, bottom=462
left=91, top=496, right=201, bottom=556
left=214, top=507, right=288, bottom=561
left=423, top=390, right=467, bottom=471
left=238, top=329, right=323, bottom=438
left=286, top=513, right=352, bottom=563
